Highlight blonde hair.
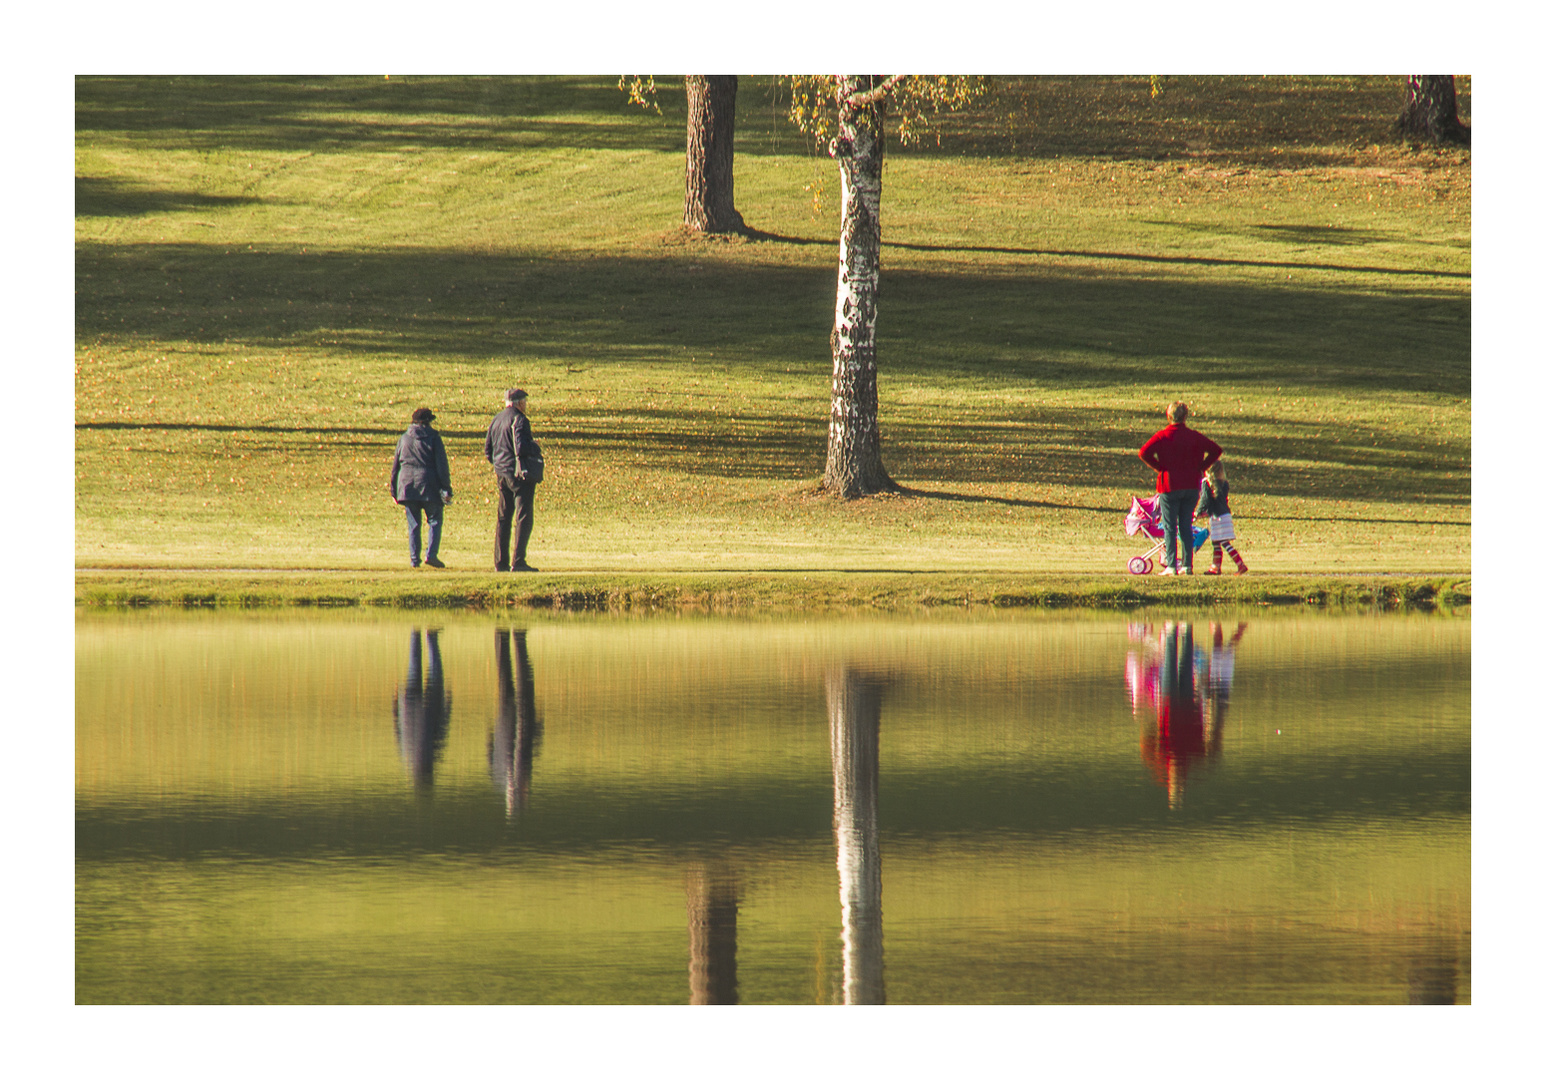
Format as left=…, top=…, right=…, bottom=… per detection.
left=1207, top=461, right=1228, bottom=486
left=1166, top=401, right=1189, bottom=424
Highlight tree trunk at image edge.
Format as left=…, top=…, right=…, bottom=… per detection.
left=684, top=75, right=746, bottom=233
left=823, top=77, right=899, bottom=498
left=1396, top=76, right=1470, bottom=147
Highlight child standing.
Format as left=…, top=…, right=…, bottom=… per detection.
left=1197, top=462, right=1248, bottom=575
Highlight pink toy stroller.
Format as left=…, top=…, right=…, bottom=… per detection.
left=1124, top=495, right=1208, bottom=575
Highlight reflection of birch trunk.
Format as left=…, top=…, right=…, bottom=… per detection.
left=828, top=667, right=885, bottom=1005
left=686, top=867, right=739, bottom=1005
left=490, top=629, right=537, bottom=819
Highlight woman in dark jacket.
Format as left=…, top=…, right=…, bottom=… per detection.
left=389, top=407, right=453, bottom=568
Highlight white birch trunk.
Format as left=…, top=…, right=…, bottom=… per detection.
left=823, top=77, right=898, bottom=497
left=828, top=666, right=885, bottom=1004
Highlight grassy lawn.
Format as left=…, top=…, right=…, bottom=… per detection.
left=75, top=76, right=1470, bottom=594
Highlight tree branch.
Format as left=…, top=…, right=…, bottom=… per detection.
left=846, top=75, right=909, bottom=107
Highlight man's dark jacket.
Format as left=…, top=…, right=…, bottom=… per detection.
left=390, top=423, right=452, bottom=502
left=485, top=405, right=537, bottom=479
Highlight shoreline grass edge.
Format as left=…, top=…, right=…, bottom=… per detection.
left=74, top=571, right=1472, bottom=614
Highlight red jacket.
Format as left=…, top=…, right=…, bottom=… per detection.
left=1139, top=424, right=1223, bottom=493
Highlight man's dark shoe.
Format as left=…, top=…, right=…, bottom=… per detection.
left=424, top=557, right=446, bottom=568
left=512, top=561, right=538, bottom=572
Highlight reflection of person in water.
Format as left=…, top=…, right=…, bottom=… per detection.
left=394, top=628, right=452, bottom=792
left=489, top=628, right=542, bottom=818
left=1199, top=621, right=1247, bottom=740
left=1127, top=621, right=1237, bottom=807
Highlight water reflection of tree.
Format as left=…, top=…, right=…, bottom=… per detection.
left=393, top=628, right=451, bottom=792
left=1126, top=622, right=1245, bottom=807
left=489, top=628, right=542, bottom=819
left=1408, top=952, right=1459, bottom=1004
left=680, top=665, right=889, bottom=1006
left=828, top=666, right=886, bottom=1005
left=686, top=865, right=740, bottom=1004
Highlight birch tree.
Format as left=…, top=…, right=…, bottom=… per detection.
left=788, top=76, right=988, bottom=497
left=624, top=75, right=989, bottom=497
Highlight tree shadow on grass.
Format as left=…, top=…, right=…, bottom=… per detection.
left=883, top=239, right=1469, bottom=281
left=75, top=177, right=266, bottom=218
left=78, top=420, right=404, bottom=437
left=76, top=75, right=689, bottom=154
left=75, top=243, right=1470, bottom=395
left=76, top=243, right=1469, bottom=505
left=900, top=486, right=1467, bottom=525
left=75, top=75, right=1470, bottom=169
left=883, top=75, right=1469, bottom=168
left=898, top=487, right=1127, bottom=514
left=743, top=227, right=1468, bottom=280
left=76, top=401, right=1470, bottom=509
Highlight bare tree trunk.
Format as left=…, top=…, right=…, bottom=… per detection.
left=823, top=76, right=899, bottom=498
left=1396, top=76, right=1470, bottom=147
left=828, top=666, right=885, bottom=1005
left=684, top=75, right=746, bottom=233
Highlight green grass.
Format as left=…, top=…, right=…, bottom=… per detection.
left=73, top=569, right=1471, bottom=614
left=75, top=76, right=1470, bottom=590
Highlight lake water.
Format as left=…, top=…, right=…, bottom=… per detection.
left=76, top=610, right=1470, bottom=1004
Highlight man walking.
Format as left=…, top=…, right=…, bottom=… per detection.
left=485, top=388, right=541, bottom=572
left=1138, top=401, right=1223, bottom=576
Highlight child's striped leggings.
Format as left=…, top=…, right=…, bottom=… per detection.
left=1211, top=540, right=1246, bottom=571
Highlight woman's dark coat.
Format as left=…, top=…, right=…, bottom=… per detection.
left=389, top=423, right=453, bottom=503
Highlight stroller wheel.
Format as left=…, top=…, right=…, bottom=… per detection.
left=1127, top=556, right=1151, bottom=576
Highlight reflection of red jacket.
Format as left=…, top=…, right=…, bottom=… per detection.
left=1139, top=424, right=1223, bottom=493
left=1141, top=690, right=1207, bottom=786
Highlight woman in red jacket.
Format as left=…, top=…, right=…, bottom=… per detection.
left=1138, top=402, right=1223, bottom=576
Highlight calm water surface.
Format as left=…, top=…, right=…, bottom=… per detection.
left=76, top=611, right=1470, bottom=1003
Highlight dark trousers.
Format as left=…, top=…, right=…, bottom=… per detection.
left=494, top=472, right=535, bottom=570
left=1158, top=488, right=1200, bottom=571
left=402, top=499, right=443, bottom=566
left=1159, top=621, right=1196, bottom=709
